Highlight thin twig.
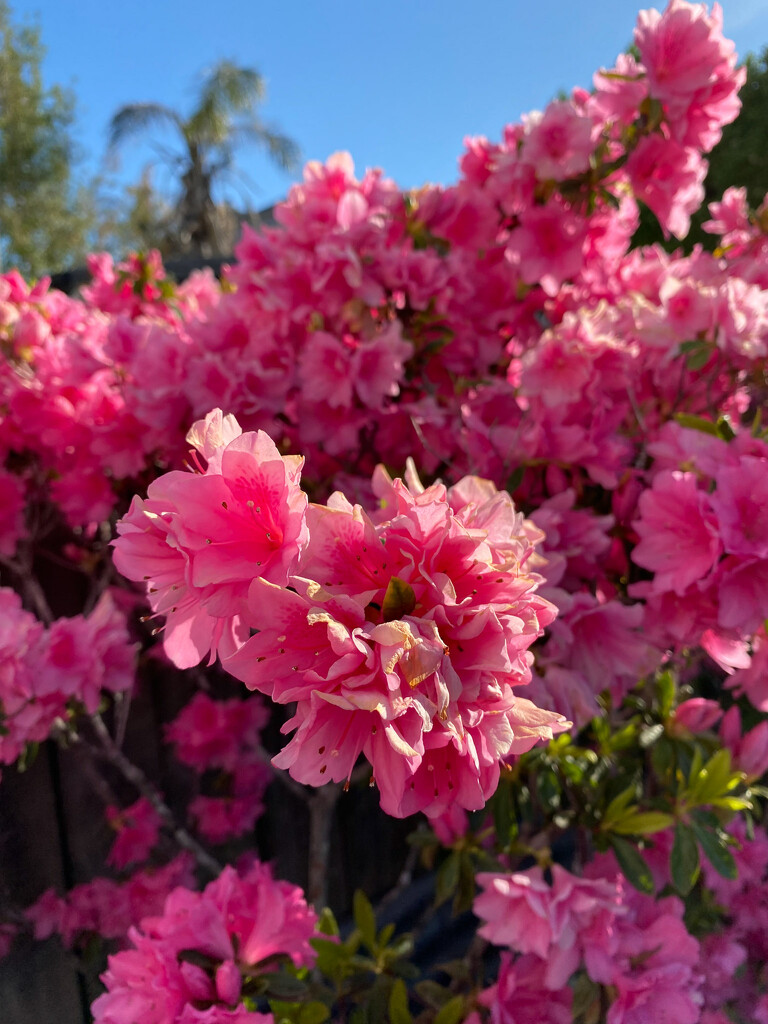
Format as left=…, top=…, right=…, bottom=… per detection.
left=89, top=713, right=222, bottom=877
left=0, top=552, right=55, bottom=625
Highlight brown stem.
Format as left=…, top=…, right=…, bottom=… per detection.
left=307, top=783, right=340, bottom=909
left=0, top=552, right=54, bottom=625
left=89, top=713, right=222, bottom=877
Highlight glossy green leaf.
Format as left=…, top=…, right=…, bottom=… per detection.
left=690, top=816, right=738, bottom=880
left=608, top=835, right=654, bottom=893
left=388, top=979, right=412, bottom=1024
left=434, top=996, right=465, bottom=1024
left=674, top=412, right=718, bottom=436
left=353, top=890, right=377, bottom=950
left=435, top=852, right=461, bottom=906
left=603, top=785, right=637, bottom=825
left=610, top=811, right=675, bottom=836
left=670, top=822, right=700, bottom=895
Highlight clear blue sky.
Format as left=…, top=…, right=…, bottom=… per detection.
left=11, top=0, right=768, bottom=211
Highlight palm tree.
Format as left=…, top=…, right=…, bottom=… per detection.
left=108, top=60, right=300, bottom=256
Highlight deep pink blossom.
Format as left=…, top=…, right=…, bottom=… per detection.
left=632, top=470, right=721, bottom=594
left=92, top=862, right=315, bottom=1024
left=107, top=798, right=162, bottom=870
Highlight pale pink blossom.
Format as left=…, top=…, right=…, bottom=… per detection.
left=226, top=473, right=568, bottom=818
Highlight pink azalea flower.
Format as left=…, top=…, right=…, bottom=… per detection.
left=636, top=0, right=734, bottom=100
left=507, top=201, right=587, bottom=296
left=113, top=411, right=308, bottom=668
left=719, top=706, right=768, bottom=781
left=475, top=865, right=620, bottom=989
left=625, top=135, right=706, bottom=239
left=632, top=470, right=721, bottom=595
left=727, top=626, right=768, bottom=710
left=635, top=0, right=743, bottom=150
left=521, top=100, right=595, bottom=181
left=668, top=697, right=722, bottom=735
left=93, top=862, right=315, bottom=1024
left=711, top=456, right=768, bottom=559
left=226, top=472, right=568, bottom=818
left=107, top=798, right=162, bottom=871
left=474, top=953, right=573, bottom=1024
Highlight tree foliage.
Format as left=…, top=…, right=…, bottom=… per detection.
left=0, top=2, right=93, bottom=277
left=108, top=60, right=300, bottom=257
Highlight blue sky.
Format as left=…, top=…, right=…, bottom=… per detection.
left=11, top=0, right=768, bottom=211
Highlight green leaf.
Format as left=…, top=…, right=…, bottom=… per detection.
left=271, top=1002, right=331, bottom=1024
left=690, top=817, right=738, bottom=880
left=656, top=670, right=676, bottom=718
left=435, top=851, right=461, bottom=906
left=381, top=577, right=417, bottom=622
left=177, top=947, right=218, bottom=970
left=262, top=973, right=308, bottom=1000
left=651, top=736, right=674, bottom=780
left=710, top=795, right=752, bottom=812
left=687, top=748, right=734, bottom=804
left=453, top=850, right=476, bottom=916
left=309, top=936, right=348, bottom=976
left=603, top=784, right=637, bottom=825
left=388, top=979, right=413, bottom=1024
left=316, top=907, right=339, bottom=937
left=674, top=413, right=719, bottom=436
left=716, top=416, right=736, bottom=441
left=298, top=1004, right=331, bottom=1024
left=377, top=922, right=395, bottom=948
left=353, top=890, right=377, bottom=951
left=387, top=934, right=415, bottom=960
left=506, top=465, right=525, bottom=493
left=415, top=980, right=452, bottom=1010
left=17, top=741, right=40, bottom=773
left=608, top=835, right=654, bottom=893
left=670, top=822, right=700, bottom=895
left=610, top=811, right=675, bottom=836
left=434, top=996, right=465, bottom=1024
left=686, top=346, right=714, bottom=371
left=571, top=974, right=601, bottom=1018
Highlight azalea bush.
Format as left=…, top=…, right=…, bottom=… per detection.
left=2, top=1, right=768, bottom=1021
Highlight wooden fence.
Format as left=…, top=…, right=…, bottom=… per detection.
left=0, top=668, right=418, bottom=1023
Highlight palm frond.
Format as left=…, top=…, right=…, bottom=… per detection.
left=230, top=120, right=301, bottom=172
left=108, top=103, right=182, bottom=155
left=186, top=61, right=267, bottom=146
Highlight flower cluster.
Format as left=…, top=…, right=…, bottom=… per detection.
left=166, top=693, right=272, bottom=843
left=0, top=588, right=135, bottom=769
left=115, top=414, right=569, bottom=819
left=474, top=857, right=703, bottom=1024
left=26, top=854, right=195, bottom=952
left=91, top=860, right=317, bottom=1024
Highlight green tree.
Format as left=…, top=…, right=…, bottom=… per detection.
left=108, top=60, right=300, bottom=257
left=91, top=168, right=174, bottom=259
left=0, top=2, right=93, bottom=276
